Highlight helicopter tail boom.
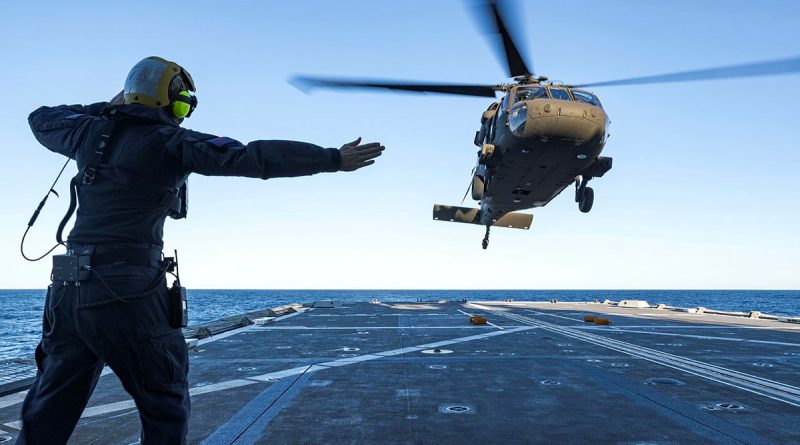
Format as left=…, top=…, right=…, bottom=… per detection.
left=432, top=205, right=532, bottom=230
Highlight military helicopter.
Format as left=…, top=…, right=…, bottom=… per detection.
left=293, top=1, right=800, bottom=249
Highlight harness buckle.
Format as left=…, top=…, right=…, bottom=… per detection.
left=82, top=167, right=97, bottom=185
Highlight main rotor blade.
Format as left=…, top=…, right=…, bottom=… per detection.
left=291, top=76, right=500, bottom=98
left=574, top=56, right=800, bottom=88
left=479, top=0, right=533, bottom=77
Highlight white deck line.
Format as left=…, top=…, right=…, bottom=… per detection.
left=254, top=326, right=510, bottom=330
left=0, top=324, right=534, bottom=423
left=588, top=328, right=800, bottom=347
left=470, top=303, right=800, bottom=407
left=524, top=309, right=585, bottom=322
left=457, top=309, right=505, bottom=330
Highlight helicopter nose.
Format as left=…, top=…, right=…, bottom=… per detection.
left=509, top=100, right=606, bottom=143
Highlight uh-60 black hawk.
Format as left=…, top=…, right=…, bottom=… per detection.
left=294, top=1, right=800, bottom=249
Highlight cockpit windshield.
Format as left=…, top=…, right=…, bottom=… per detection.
left=549, top=88, right=571, bottom=101
left=572, top=90, right=602, bottom=108
left=514, top=86, right=548, bottom=103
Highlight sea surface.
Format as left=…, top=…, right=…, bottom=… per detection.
left=1, top=289, right=798, bottom=362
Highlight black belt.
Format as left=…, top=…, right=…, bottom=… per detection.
left=67, top=243, right=163, bottom=267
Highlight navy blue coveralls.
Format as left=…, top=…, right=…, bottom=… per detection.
left=19, top=102, right=340, bottom=444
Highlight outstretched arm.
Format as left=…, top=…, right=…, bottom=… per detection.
left=165, top=128, right=384, bottom=179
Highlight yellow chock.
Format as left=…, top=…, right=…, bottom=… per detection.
left=469, top=316, right=487, bottom=325
left=583, top=315, right=597, bottom=323
left=594, top=318, right=611, bottom=325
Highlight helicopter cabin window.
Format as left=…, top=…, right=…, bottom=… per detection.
left=514, top=86, right=548, bottom=103
left=549, top=88, right=571, bottom=101
left=572, top=90, right=602, bottom=108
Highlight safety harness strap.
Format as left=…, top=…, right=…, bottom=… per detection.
left=56, top=108, right=185, bottom=244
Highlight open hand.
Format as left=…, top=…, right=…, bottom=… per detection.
left=339, top=137, right=385, bottom=172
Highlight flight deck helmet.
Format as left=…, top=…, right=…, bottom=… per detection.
left=123, top=56, right=197, bottom=119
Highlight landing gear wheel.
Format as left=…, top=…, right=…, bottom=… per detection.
left=578, top=187, right=594, bottom=213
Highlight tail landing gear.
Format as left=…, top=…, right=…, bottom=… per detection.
left=575, top=176, right=594, bottom=213
left=578, top=187, right=594, bottom=213
left=482, top=225, right=490, bottom=250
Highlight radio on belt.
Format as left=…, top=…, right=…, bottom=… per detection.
left=165, top=249, right=188, bottom=328
left=51, top=254, right=91, bottom=282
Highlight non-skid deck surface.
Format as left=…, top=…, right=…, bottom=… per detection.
left=1, top=301, right=799, bottom=444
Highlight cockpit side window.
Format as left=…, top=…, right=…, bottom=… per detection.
left=514, top=86, right=548, bottom=103
left=499, top=91, right=512, bottom=115
left=572, top=90, right=603, bottom=108
left=549, top=88, right=571, bottom=101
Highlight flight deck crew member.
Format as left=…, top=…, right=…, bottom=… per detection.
left=18, top=56, right=385, bottom=445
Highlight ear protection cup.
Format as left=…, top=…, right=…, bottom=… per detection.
left=171, top=90, right=198, bottom=119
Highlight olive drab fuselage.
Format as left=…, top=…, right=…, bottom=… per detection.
left=472, top=82, right=612, bottom=224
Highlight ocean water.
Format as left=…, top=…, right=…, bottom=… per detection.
left=1, top=289, right=798, bottom=362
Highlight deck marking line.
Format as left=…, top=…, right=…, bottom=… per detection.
left=489, top=307, right=800, bottom=395
left=82, top=400, right=136, bottom=418
left=0, top=390, right=29, bottom=409
left=319, top=354, right=385, bottom=367
left=485, top=321, right=505, bottom=330
left=525, top=309, right=586, bottom=322
left=248, top=365, right=327, bottom=382
left=254, top=325, right=505, bottom=330
left=3, top=422, right=20, bottom=431
left=230, top=371, right=314, bottom=445
left=470, top=304, right=800, bottom=408
left=458, top=309, right=505, bottom=330
left=190, top=379, right=257, bottom=396
left=373, top=347, right=426, bottom=357
left=1, top=324, right=535, bottom=426
left=200, top=372, right=310, bottom=445
left=569, top=358, right=775, bottom=445
left=588, top=328, right=800, bottom=347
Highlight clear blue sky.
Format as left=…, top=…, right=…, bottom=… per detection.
left=1, top=0, right=798, bottom=289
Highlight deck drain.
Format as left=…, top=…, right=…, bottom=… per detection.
left=428, top=364, right=447, bottom=370
left=341, top=347, right=360, bottom=352
left=611, top=363, right=631, bottom=368
left=645, top=378, right=684, bottom=385
left=439, top=403, right=475, bottom=414
left=340, top=353, right=357, bottom=357
left=356, top=331, right=370, bottom=335
left=474, top=349, right=488, bottom=353
left=586, top=359, right=603, bottom=363
left=265, top=377, right=282, bottom=382
left=422, top=349, right=453, bottom=354
left=703, top=402, right=746, bottom=412
left=405, top=415, right=418, bottom=420
left=275, top=346, right=292, bottom=350
left=556, top=343, right=572, bottom=347
left=539, top=380, right=561, bottom=385
left=752, top=362, right=773, bottom=367
left=237, top=367, right=256, bottom=371
left=561, top=349, right=575, bottom=353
